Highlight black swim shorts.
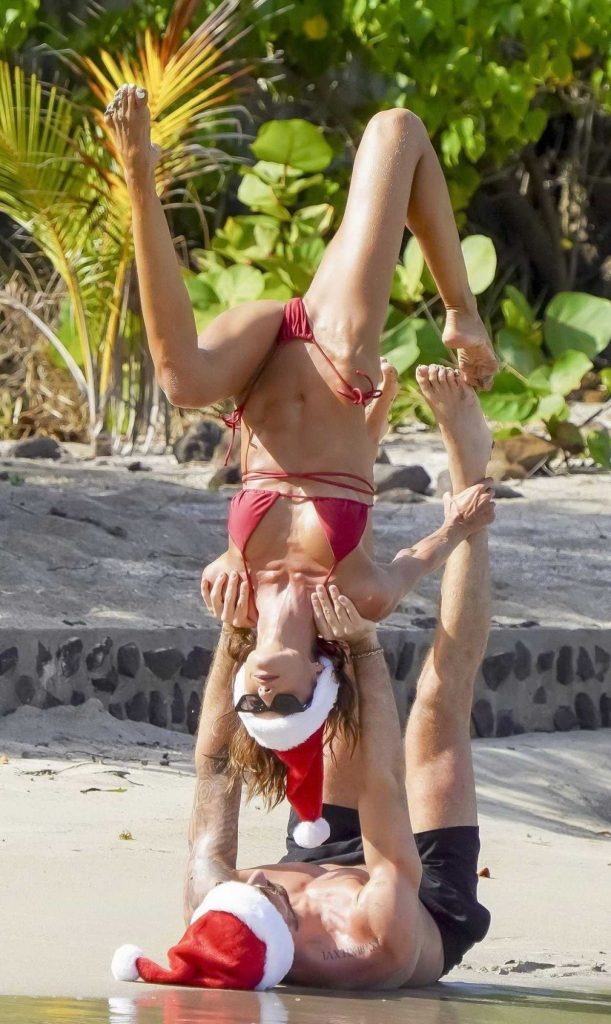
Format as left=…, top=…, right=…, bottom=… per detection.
left=279, top=804, right=491, bottom=976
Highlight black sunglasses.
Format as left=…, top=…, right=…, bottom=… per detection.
left=235, top=691, right=315, bottom=716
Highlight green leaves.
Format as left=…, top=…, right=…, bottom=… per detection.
left=478, top=371, right=539, bottom=422
left=461, top=234, right=497, bottom=295
left=251, top=119, right=333, bottom=172
left=587, top=429, right=611, bottom=469
left=544, top=292, right=611, bottom=359
left=548, top=350, right=593, bottom=396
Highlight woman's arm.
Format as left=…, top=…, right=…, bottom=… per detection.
left=374, top=480, right=495, bottom=617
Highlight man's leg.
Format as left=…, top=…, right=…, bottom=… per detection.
left=405, top=365, right=492, bottom=830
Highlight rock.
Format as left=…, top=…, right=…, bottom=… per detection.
left=70, top=690, right=86, bottom=706
left=117, top=643, right=140, bottom=678
left=181, top=646, right=212, bottom=681
left=41, top=691, right=62, bottom=709
left=384, top=650, right=397, bottom=677
left=173, top=420, right=224, bottom=464
left=109, top=703, right=125, bottom=720
left=91, top=668, right=118, bottom=694
left=374, top=488, right=425, bottom=504
left=553, top=705, right=578, bottom=731
left=576, top=647, right=595, bottom=682
left=482, top=651, right=514, bottom=690
left=533, top=686, right=547, bottom=704
left=411, top=616, right=437, bottom=629
left=144, top=647, right=185, bottom=680
left=396, top=642, right=415, bottom=681
left=374, top=464, right=431, bottom=495
left=493, top=436, right=558, bottom=475
left=127, top=461, right=151, bottom=472
left=9, top=436, right=64, bottom=460
left=536, top=651, right=554, bottom=673
left=472, top=699, right=494, bottom=738
left=86, top=637, right=113, bottom=672
left=14, top=675, right=35, bottom=704
left=0, top=646, right=18, bottom=676
left=575, top=692, right=598, bottom=730
left=600, top=694, right=610, bottom=728
left=172, top=684, right=186, bottom=725
left=514, top=641, right=531, bottom=682
left=125, top=691, right=148, bottom=722
left=36, top=642, right=52, bottom=676
left=149, top=691, right=168, bottom=729
left=375, top=447, right=390, bottom=464
left=208, top=464, right=242, bottom=490
left=556, top=646, right=574, bottom=686
left=594, top=645, right=610, bottom=681
left=186, top=691, right=201, bottom=735
left=56, top=638, right=82, bottom=678
left=492, top=481, right=523, bottom=499
left=496, top=711, right=515, bottom=737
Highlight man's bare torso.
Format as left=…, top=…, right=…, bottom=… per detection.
left=237, top=862, right=445, bottom=989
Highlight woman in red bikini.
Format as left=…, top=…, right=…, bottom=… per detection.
left=105, top=85, right=497, bottom=716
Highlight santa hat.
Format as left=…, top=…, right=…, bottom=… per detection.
left=111, top=880, right=294, bottom=990
left=234, top=655, right=339, bottom=848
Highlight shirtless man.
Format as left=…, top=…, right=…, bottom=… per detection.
left=175, top=367, right=494, bottom=989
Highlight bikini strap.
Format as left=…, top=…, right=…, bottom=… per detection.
left=242, top=468, right=375, bottom=498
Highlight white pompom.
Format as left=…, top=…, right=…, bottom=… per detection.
left=293, top=817, right=330, bottom=849
left=111, top=943, right=144, bottom=982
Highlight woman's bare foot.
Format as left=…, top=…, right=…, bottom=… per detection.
left=366, top=358, right=400, bottom=445
left=104, top=84, right=161, bottom=190
left=416, top=364, right=492, bottom=490
left=442, top=307, right=499, bottom=391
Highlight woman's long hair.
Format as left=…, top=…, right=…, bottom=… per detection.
left=225, top=635, right=359, bottom=809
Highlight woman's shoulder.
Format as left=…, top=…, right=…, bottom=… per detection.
left=203, top=300, right=285, bottom=342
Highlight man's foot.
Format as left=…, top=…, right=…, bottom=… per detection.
left=416, top=364, right=492, bottom=489
left=442, top=308, right=499, bottom=391
left=104, top=84, right=161, bottom=188
left=366, top=358, right=399, bottom=445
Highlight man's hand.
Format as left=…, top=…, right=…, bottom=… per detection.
left=201, top=567, right=256, bottom=629
left=443, top=479, right=495, bottom=535
left=311, top=583, right=378, bottom=648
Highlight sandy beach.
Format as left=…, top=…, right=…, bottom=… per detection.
left=0, top=703, right=609, bottom=999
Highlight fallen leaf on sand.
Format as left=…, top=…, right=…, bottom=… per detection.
left=478, top=867, right=491, bottom=878
left=0, top=755, right=9, bottom=764
left=81, top=787, right=127, bottom=794
left=119, top=830, right=134, bottom=841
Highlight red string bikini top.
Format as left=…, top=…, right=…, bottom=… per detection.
left=223, top=297, right=381, bottom=586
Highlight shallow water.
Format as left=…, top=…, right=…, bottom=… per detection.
left=1, top=987, right=610, bottom=1024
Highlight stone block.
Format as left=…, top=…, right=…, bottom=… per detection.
left=86, top=637, right=113, bottom=671
left=514, top=641, right=531, bottom=682
left=472, top=699, right=494, bottom=738
left=70, top=690, right=86, bottom=706
left=556, top=646, right=574, bottom=686
left=396, top=642, right=415, bottom=681
left=118, top=642, right=141, bottom=678
left=187, top=691, right=202, bottom=736
left=599, top=693, right=610, bottom=727
left=483, top=651, right=514, bottom=690
left=533, top=686, right=547, bottom=705
left=553, top=705, right=578, bottom=731
left=144, top=647, right=185, bottom=681
left=575, top=692, right=598, bottom=730
left=14, top=675, right=35, bottom=704
left=0, top=646, right=18, bottom=676
left=149, top=691, right=168, bottom=729
left=374, top=463, right=431, bottom=495
left=125, top=691, right=148, bottom=722
left=181, top=647, right=212, bottom=681
left=91, top=668, right=118, bottom=694
left=536, top=651, right=554, bottom=673
left=57, top=638, right=83, bottom=678
left=171, top=684, right=185, bottom=725
left=594, top=646, right=610, bottom=681
left=496, top=711, right=515, bottom=737
left=36, top=642, right=52, bottom=676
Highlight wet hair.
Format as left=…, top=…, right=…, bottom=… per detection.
left=225, top=634, right=359, bottom=809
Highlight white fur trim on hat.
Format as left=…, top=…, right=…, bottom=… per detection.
left=234, top=655, right=339, bottom=751
left=192, top=880, right=295, bottom=990
left=293, top=817, right=331, bottom=848
left=111, top=944, right=144, bottom=982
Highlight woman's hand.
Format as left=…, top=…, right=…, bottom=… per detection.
left=443, top=479, right=495, bottom=535
left=311, top=584, right=378, bottom=648
left=201, top=567, right=256, bottom=629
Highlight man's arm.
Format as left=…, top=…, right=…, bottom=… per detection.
left=184, top=574, right=254, bottom=922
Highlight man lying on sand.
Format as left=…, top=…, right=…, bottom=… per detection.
left=112, top=369, right=494, bottom=990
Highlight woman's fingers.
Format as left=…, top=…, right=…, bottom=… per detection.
left=314, top=584, right=342, bottom=633
left=220, top=571, right=240, bottom=622
left=209, top=572, right=228, bottom=618
left=233, top=579, right=251, bottom=627
left=311, top=593, right=333, bottom=640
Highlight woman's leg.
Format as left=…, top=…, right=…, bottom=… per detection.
left=305, top=109, right=497, bottom=389
left=105, top=85, right=283, bottom=409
